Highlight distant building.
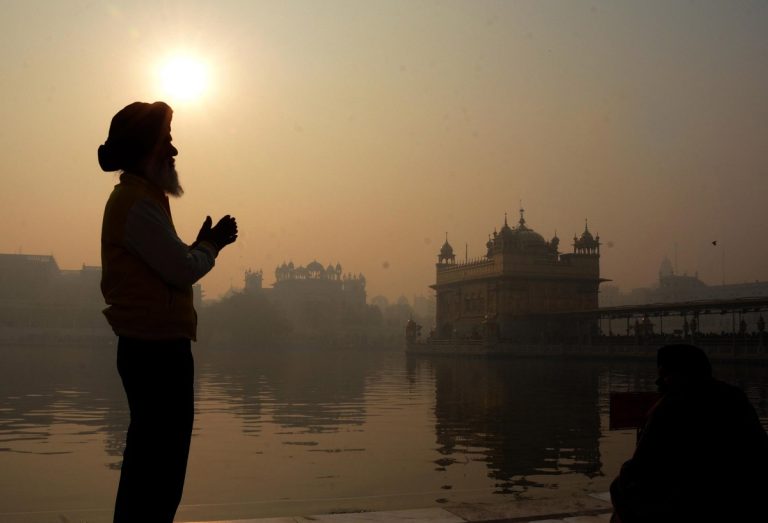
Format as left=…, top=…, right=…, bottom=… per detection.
left=244, top=268, right=264, bottom=293
left=0, top=253, right=109, bottom=342
left=431, top=210, right=605, bottom=342
left=370, top=295, right=389, bottom=310
left=238, top=261, right=373, bottom=342
left=412, top=294, right=436, bottom=325
left=600, top=257, right=768, bottom=334
left=0, top=254, right=61, bottom=304
left=0, top=254, right=103, bottom=311
left=600, top=257, right=768, bottom=307
left=272, top=261, right=366, bottom=310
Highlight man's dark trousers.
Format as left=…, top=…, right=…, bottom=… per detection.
left=114, top=337, right=194, bottom=523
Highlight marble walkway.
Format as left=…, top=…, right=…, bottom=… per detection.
left=191, top=493, right=614, bottom=523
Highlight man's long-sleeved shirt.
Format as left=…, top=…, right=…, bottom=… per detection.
left=101, top=172, right=217, bottom=340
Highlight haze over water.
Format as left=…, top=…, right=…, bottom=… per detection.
left=1, top=344, right=767, bottom=522
left=2, top=2, right=768, bottom=521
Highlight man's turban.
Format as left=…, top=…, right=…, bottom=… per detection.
left=98, top=101, right=172, bottom=172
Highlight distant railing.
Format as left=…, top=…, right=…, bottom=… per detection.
left=436, top=259, right=496, bottom=283
left=593, top=333, right=765, bottom=347
left=420, top=338, right=484, bottom=346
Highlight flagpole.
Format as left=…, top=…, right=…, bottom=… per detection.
left=721, top=246, right=725, bottom=285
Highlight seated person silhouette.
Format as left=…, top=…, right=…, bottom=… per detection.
left=610, top=344, right=768, bottom=522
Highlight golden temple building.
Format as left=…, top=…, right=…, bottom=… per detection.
left=431, top=209, right=605, bottom=343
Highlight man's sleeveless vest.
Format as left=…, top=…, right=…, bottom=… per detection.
left=101, top=174, right=197, bottom=340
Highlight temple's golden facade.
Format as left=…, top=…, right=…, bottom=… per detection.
left=431, top=210, right=604, bottom=342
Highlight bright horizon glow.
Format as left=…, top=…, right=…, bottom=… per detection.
left=158, top=54, right=209, bottom=103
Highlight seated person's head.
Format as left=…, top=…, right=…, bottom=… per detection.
left=656, top=344, right=712, bottom=393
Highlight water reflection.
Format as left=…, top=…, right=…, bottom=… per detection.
left=0, top=345, right=127, bottom=467
left=196, top=349, right=377, bottom=436
left=1, top=344, right=766, bottom=520
left=423, top=357, right=602, bottom=494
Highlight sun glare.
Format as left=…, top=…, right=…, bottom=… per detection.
left=158, top=55, right=209, bottom=102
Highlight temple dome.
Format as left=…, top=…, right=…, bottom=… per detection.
left=573, top=220, right=600, bottom=254
left=502, top=226, right=547, bottom=246
left=438, top=233, right=456, bottom=264
left=498, top=209, right=547, bottom=249
left=306, top=260, right=324, bottom=272
left=580, top=228, right=594, bottom=242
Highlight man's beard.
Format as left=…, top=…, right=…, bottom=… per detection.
left=148, top=161, right=184, bottom=197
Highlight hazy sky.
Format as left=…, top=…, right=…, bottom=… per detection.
left=1, top=0, right=767, bottom=300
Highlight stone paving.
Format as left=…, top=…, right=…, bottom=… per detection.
left=191, top=493, right=614, bottom=523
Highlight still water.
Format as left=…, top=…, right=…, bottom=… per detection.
left=1, top=344, right=767, bottom=522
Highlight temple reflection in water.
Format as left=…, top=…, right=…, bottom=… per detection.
left=4, top=344, right=767, bottom=519
left=424, top=356, right=602, bottom=492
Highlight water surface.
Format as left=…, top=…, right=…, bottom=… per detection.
left=1, top=344, right=766, bottom=522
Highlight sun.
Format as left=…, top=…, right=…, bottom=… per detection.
left=158, top=55, right=210, bottom=103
